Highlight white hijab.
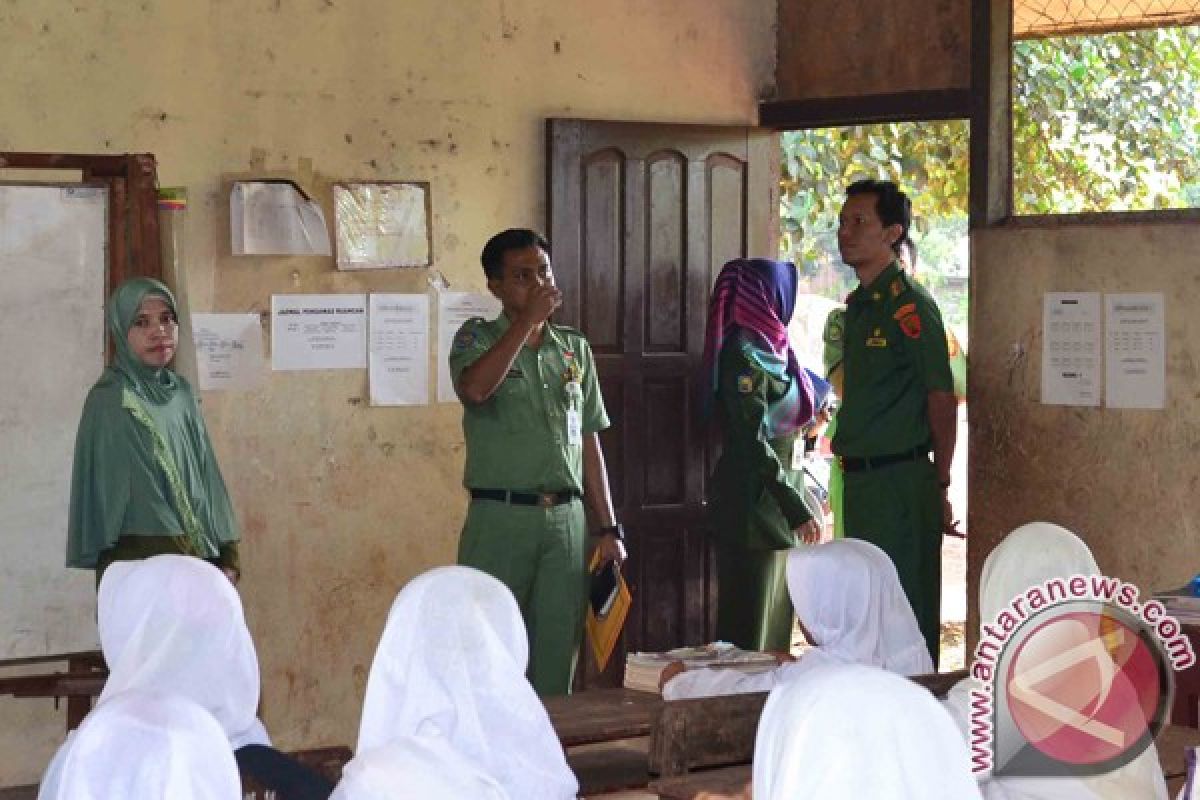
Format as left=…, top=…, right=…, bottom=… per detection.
left=97, top=554, right=268, bottom=748
left=330, top=736, right=509, bottom=800
left=353, top=566, right=577, bottom=800
left=785, top=538, right=934, bottom=675
left=753, top=663, right=983, bottom=799
left=942, top=521, right=1168, bottom=800
left=663, top=539, right=932, bottom=701
left=38, top=690, right=241, bottom=800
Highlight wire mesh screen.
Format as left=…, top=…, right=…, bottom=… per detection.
left=1011, top=12, right=1200, bottom=213
left=1016, top=0, right=1200, bottom=38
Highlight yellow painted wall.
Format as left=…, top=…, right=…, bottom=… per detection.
left=0, top=0, right=776, bottom=785
left=968, top=223, right=1200, bottom=633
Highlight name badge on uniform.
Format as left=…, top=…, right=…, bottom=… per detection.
left=790, top=438, right=805, bottom=471
left=866, top=336, right=888, bottom=347
left=566, top=409, right=583, bottom=446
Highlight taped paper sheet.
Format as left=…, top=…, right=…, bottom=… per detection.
left=271, top=294, right=367, bottom=371
left=437, top=291, right=501, bottom=402
left=369, top=293, right=430, bottom=406
left=231, top=181, right=331, bottom=256
left=191, top=313, right=265, bottom=391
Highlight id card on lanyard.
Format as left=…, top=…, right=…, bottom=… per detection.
left=566, top=409, right=583, bottom=446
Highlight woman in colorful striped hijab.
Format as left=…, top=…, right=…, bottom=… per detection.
left=700, top=259, right=819, bottom=652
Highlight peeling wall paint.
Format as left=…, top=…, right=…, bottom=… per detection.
left=0, top=0, right=776, bottom=785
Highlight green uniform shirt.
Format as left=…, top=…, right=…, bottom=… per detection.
left=449, top=313, right=609, bottom=492
left=833, top=262, right=953, bottom=458
left=709, top=338, right=812, bottom=550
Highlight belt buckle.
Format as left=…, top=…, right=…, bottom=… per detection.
left=538, top=492, right=556, bottom=508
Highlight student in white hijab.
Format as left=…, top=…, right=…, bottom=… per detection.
left=339, top=565, right=577, bottom=800
left=751, top=663, right=983, bottom=799
left=942, top=521, right=1169, bottom=800
left=38, top=690, right=241, bottom=800
left=96, top=554, right=269, bottom=748
left=662, top=538, right=932, bottom=700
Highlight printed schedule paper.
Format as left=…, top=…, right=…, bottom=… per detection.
left=1041, top=292, right=1101, bottom=407
left=1105, top=292, right=1165, bottom=409
left=191, top=313, right=265, bottom=391
left=368, top=293, right=430, bottom=406
left=436, top=291, right=502, bottom=403
left=271, top=294, right=367, bottom=371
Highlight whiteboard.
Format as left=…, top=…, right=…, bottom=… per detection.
left=0, top=185, right=106, bottom=659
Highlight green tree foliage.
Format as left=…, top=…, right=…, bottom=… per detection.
left=779, top=24, right=1200, bottom=325
left=1013, top=26, right=1200, bottom=213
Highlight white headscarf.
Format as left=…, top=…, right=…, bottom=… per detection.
left=354, top=566, right=577, bottom=800
left=942, top=521, right=1168, bottom=800
left=753, top=663, right=983, bottom=799
left=38, top=690, right=241, bottom=800
left=785, top=538, right=934, bottom=675
left=330, top=736, right=509, bottom=800
left=663, top=539, right=932, bottom=701
left=97, top=554, right=268, bottom=748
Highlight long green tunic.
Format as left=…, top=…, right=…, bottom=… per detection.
left=709, top=337, right=814, bottom=651
left=66, top=277, right=239, bottom=575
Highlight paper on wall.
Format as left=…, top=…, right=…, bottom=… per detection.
left=271, top=294, right=367, bottom=370
left=437, top=291, right=501, bottom=402
left=369, top=293, right=430, bottom=406
left=1041, top=292, right=1101, bottom=407
left=1105, top=292, right=1165, bottom=409
left=335, top=183, right=431, bottom=269
left=191, top=313, right=264, bottom=391
left=231, top=181, right=331, bottom=256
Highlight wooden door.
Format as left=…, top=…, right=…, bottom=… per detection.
left=547, top=119, right=778, bottom=686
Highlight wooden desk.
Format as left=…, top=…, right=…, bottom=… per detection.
left=0, top=651, right=107, bottom=731
left=650, top=764, right=751, bottom=800
left=544, top=687, right=663, bottom=747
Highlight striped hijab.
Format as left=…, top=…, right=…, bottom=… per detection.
left=700, top=259, right=814, bottom=437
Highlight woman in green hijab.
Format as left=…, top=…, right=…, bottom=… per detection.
left=66, top=277, right=241, bottom=582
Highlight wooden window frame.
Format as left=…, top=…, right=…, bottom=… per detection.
left=0, top=152, right=164, bottom=294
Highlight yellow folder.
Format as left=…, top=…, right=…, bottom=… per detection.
left=585, top=550, right=632, bottom=671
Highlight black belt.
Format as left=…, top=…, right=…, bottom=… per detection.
left=839, top=446, right=929, bottom=472
left=470, top=488, right=579, bottom=507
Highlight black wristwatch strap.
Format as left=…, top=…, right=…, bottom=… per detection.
left=594, top=523, right=625, bottom=541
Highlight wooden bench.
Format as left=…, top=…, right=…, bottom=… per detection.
left=647, top=668, right=968, bottom=779
left=650, top=764, right=751, bottom=800
left=0, top=651, right=107, bottom=731
left=648, top=694, right=1199, bottom=799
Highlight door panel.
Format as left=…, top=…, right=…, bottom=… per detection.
left=547, top=119, right=778, bottom=687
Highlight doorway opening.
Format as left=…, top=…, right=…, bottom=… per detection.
left=779, top=120, right=970, bottom=669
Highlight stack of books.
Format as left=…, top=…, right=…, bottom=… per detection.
left=1153, top=585, right=1200, bottom=625
left=623, top=642, right=779, bottom=694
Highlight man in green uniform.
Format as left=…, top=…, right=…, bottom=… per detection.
left=832, top=180, right=960, bottom=665
left=449, top=228, right=626, bottom=696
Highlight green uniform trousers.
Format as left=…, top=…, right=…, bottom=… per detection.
left=457, top=497, right=587, bottom=696
left=842, top=458, right=942, bottom=666
left=714, top=545, right=793, bottom=652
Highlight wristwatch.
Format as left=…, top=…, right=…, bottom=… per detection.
left=594, top=523, right=626, bottom=541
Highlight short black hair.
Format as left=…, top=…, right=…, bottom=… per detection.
left=480, top=228, right=550, bottom=281
left=846, top=179, right=911, bottom=255
left=899, top=236, right=918, bottom=267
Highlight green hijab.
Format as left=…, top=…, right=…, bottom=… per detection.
left=107, top=277, right=181, bottom=405
left=67, top=278, right=240, bottom=568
